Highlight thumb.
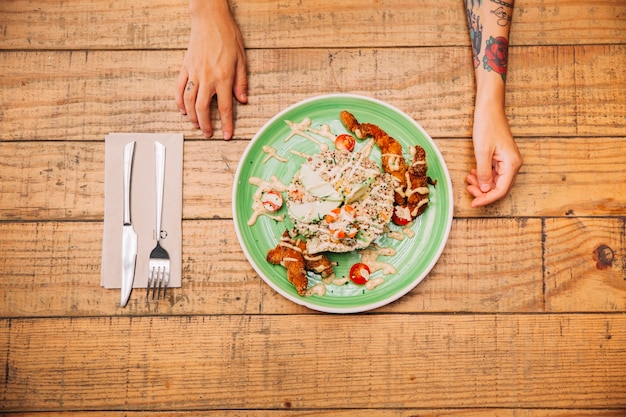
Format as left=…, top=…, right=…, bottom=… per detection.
left=474, top=152, right=494, bottom=193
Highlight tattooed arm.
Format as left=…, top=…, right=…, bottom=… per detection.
left=175, top=0, right=248, bottom=140
left=465, top=0, right=522, bottom=207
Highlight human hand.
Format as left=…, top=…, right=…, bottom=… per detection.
left=175, top=0, right=248, bottom=140
left=466, top=104, right=522, bottom=207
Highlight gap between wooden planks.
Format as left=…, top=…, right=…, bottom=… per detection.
left=1, top=45, right=625, bottom=141
left=0, top=0, right=624, bottom=49
left=0, top=137, right=625, bottom=222
left=1, top=217, right=625, bottom=316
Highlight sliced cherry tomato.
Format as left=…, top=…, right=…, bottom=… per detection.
left=349, top=263, right=370, bottom=285
left=334, top=134, right=356, bottom=152
left=392, top=204, right=412, bottom=226
left=261, top=190, right=284, bottom=212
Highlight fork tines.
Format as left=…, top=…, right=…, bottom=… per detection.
left=147, top=241, right=170, bottom=302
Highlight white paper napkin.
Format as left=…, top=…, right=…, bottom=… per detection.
left=101, top=133, right=183, bottom=289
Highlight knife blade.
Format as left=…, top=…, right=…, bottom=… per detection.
left=120, top=141, right=138, bottom=307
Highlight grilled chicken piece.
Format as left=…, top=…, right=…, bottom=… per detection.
left=406, top=145, right=430, bottom=218
left=340, top=110, right=430, bottom=219
left=340, top=111, right=407, bottom=205
left=266, top=232, right=334, bottom=296
left=267, top=241, right=308, bottom=296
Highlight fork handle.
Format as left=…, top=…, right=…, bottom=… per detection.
left=154, top=141, right=166, bottom=241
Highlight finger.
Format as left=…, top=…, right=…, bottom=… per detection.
left=174, top=70, right=189, bottom=115
left=466, top=171, right=480, bottom=187
left=216, top=84, right=234, bottom=140
left=466, top=184, right=485, bottom=199
left=195, top=86, right=214, bottom=138
left=233, top=58, right=249, bottom=104
left=470, top=171, right=513, bottom=207
left=473, top=187, right=508, bottom=207
left=474, top=149, right=495, bottom=193
left=183, top=80, right=200, bottom=129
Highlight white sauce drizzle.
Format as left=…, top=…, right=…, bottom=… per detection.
left=332, top=277, right=350, bottom=286
left=262, top=145, right=288, bottom=163
left=322, top=273, right=336, bottom=285
left=284, top=118, right=330, bottom=152
left=403, top=227, right=416, bottom=238
left=361, top=246, right=397, bottom=275
left=384, top=225, right=405, bottom=241
left=381, top=153, right=403, bottom=171
left=290, top=149, right=311, bottom=159
left=305, top=283, right=326, bottom=297
left=365, top=277, right=385, bottom=290
left=248, top=176, right=289, bottom=226
left=308, top=124, right=337, bottom=141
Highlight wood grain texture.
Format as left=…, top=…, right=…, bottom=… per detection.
left=544, top=217, right=626, bottom=312
left=6, top=412, right=626, bottom=417
left=2, top=0, right=625, bottom=413
left=1, top=0, right=624, bottom=49
left=0, top=218, right=544, bottom=316
left=2, top=314, right=626, bottom=411
left=1, top=137, right=625, bottom=222
left=1, top=46, right=625, bottom=141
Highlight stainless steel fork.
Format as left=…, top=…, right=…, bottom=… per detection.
left=147, top=141, right=170, bottom=301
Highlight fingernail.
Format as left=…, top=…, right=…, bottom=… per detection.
left=480, top=184, right=491, bottom=192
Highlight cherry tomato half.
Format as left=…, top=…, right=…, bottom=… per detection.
left=392, top=204, right=412, bottom=226
left=349, top=263, right=370, bottom=285
left=334, top=134, right=356, bottom=152
left=261, top=190, right=284, bottom=212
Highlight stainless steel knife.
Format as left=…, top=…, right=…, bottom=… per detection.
left=120, top=141, right=138, bottom=307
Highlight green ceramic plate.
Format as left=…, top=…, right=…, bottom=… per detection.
left=233, top=94, right=453, bottom=313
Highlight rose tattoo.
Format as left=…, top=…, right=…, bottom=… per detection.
left=483, top=36, right=509, bottom=81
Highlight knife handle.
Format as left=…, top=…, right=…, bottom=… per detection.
left=154, top=141, right=166, bottom=240
left=123, top=141, right=135, bottom=225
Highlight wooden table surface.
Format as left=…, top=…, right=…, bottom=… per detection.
left=2, top=0, right=626, bottom=414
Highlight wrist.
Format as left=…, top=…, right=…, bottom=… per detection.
left=189, top=0, right=232, bottom=19
left=474, top=75, right=506, bottom=110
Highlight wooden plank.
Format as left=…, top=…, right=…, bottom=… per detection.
left=1, top=0, right=624, bottom=50
left=0, top=218, right=543, bottom=317
left=2, top=314, right=626, bottom=410
left=1, top=137, right=625, bottom=222
left=544, top=218, right=626, bottom=312
left=573, top=45, right=626, bottom=136
left=7, top=412, right=626, bottom=417
left=2, top=45, right=625, bottom=141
